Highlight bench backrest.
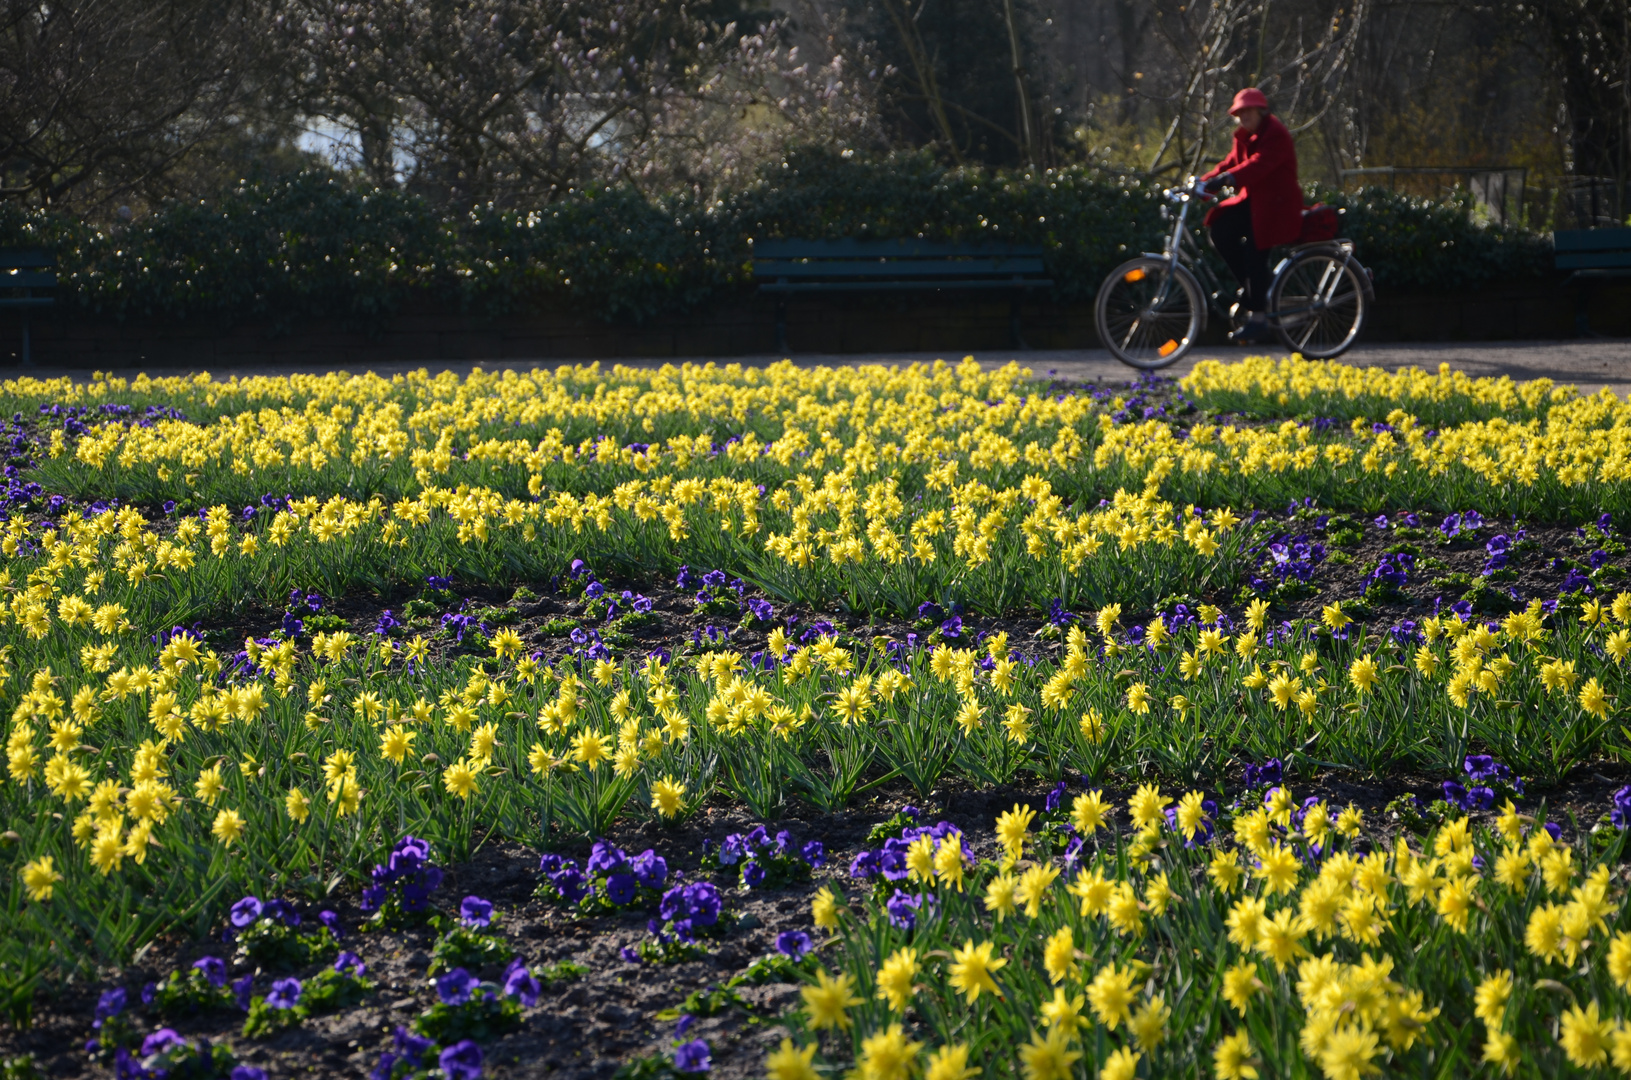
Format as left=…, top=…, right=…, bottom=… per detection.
left=0, top=248, right=57, bottom=289
left=1554, top=227, right=1631, bottom=271
left=753, top=239, right=1046, bottom=281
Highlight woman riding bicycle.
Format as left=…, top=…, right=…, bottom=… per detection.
left=1093, top=88, right=1368, bottom=367
left=1199, top=88, right=1303, bottom=345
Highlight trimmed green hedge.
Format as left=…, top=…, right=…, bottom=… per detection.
left=1315, top=187, right=1556, bottom=292
left=0, top=150, right=1554, bottom=328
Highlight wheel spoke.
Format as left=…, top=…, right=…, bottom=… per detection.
left=1274, top=257, right=1363, bottom=356
left=1314, top=262, right=1338, bottom=300
left=1098, top=260, right=1199, bottom=368
left=1296, top=317, right=1320, bottom=350
left=1118, top=317, right=1144, bottom=352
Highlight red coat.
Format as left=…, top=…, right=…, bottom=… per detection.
left=1201, top=113, right=1303, bottom=248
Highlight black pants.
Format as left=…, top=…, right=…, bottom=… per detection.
left=1208, top=200, right=1271, bottom=314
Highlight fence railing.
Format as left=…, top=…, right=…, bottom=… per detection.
left=1339, top=166, right=1528, bottom=226
left=1562, top=176, right=1628, bottom=229
left=1340, top=166, right=1629, bottom=231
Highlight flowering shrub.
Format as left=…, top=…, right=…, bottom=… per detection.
left=227, top=896, right=340, bottom=971
left=85, top=987, right=140, bottom=1063
left=427, top=898, right=516, bottom=976
left=628, top=882, right=728, bottom=964
left=704, top=826, right=824, bottom=890
left=410, top=962, right=536, bottom=1045
left=617, top=1014, right=715, bottom=1078
left=672, top=1015, right=711, bottom=1074
left=362, top=836, right=445, bottom=926
left=241, top=955, right=375, bottom=1037
left=537, top=841, right=670, bottom=912
left=371, top=1026, right=485, bottom=1080
left=147, top=957, right=236, bottom=1019
left=850, top=818, right=970, bottom=904
left=109, top=1028, right=240, bottom=1080
left=1445, top=755, right=1526, bottom=812
left=771, top=788, right=1630, bottom=1080
left=732, top=933, right=821, bottom=987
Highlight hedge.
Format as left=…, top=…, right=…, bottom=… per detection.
left=0, top=149, right=1555, bottom=328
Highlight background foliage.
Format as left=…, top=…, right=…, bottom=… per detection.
left=0, top=152, right=1554, bottom=328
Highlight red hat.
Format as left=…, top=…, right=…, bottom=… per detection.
left=1229, top=87, right=1269, bottom=115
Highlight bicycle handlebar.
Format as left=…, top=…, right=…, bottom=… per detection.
left=1164, top=178, right=1218, bottom=202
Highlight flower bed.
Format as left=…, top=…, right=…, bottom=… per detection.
left=1, top=356, right=1629, bottom=1078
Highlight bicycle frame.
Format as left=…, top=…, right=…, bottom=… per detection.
left=1133, top=191, right=1215, bottom=333
left=1267, top=241, right=1375, bottom=334
left=1138, top=186, right=1373, bottom=332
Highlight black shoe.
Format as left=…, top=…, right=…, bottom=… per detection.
left=1228, top=318, right=1275, bottom=346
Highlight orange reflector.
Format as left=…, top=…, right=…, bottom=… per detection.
left=1123, top=268, right=1146, bottom=283
left=1158, top=339, right=1179, bottom=357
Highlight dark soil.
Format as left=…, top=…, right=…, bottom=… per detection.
left=187, top=497, right=1627, bottom=682
left=8, top=765, right=1631, bottom=1080
left=8, top=384, right=1631, bottom=1077
left=1258, top=513, right=1625, bottom=628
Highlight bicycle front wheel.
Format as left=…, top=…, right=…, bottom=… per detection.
left=1269, top=250, right=1368, bottom=358
left=1095, top=257, right=1204, bottom=370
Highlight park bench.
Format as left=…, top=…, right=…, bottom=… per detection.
left=0, top=249, right=55, bottom=365
left=1554, top=227, right=1631, bottom=336
left=752, top=239, right=1052, bottom=353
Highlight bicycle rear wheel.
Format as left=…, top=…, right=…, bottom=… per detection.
left=1095, top=257, right=1204, bottom=370
left=1269, top=249, right=1368, bottom=358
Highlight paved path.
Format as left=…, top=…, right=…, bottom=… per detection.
left=29, top=339, right=1631, bottom=397
left=1021, top=340, right=1631, bottom=396
left=623, top=340, right=1631, bottom=396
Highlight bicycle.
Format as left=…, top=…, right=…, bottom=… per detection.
left=1094, top=179, right=1374, bottom=370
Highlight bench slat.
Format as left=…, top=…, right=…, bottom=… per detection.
left=0, top=297, right=54, bottom=307
left=754, top=238, right=1042, bottom=258
left=1554, top=228, right=1631, bottom=254
left=1557, top=251, right=1631, bottom=270
left=755, top=253, right=1045, bottom=266
left=759, top=278, right=1052, bottom=292
left=755, top=260, right=1045, bottom=279
left=755, top=238, right=1048, bottom=350
left=0, top=249, right=55, bottom=269
left=0, top=272, right=57, bottom=288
